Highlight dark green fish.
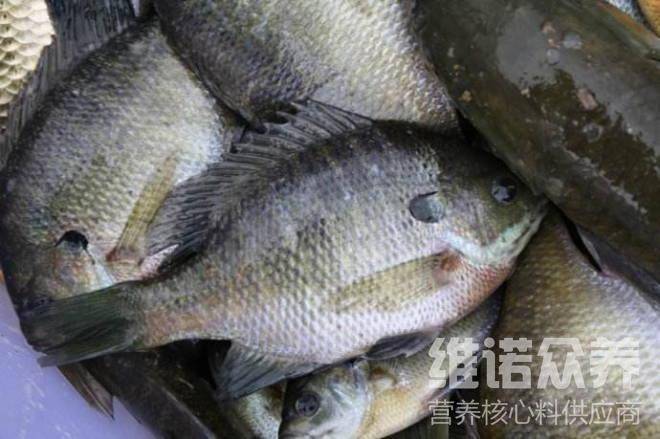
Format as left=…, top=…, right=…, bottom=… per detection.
left=419, top=0, right=660, bottom=289
left=154, top=0, right=456, bottom=130
left=23, top=102, right=546, bottom=400
left=86, top=342, right=249, bottom=439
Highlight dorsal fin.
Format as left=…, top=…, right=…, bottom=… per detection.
left=146, top=101, right=371, bottom=270
left=0, top=0, right=135, bottom=169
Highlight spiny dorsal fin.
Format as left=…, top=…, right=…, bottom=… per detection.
left=1, top=0, right=135, bottom=169
left=146, top=101, right=371, bottom=270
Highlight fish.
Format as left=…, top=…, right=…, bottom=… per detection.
left=478, top=212, right=660, bottom=437
left=418, top=0, right=660, bottom=291
left=0, top=17, right=238, bottom=313
left=22, top=101, right=546, bottom=400
left=279, top=293, right=501, bottom=439
left=153, top=0, right=456, bottom=130
left=1, top=0, right=136, bottom=168
left=639, top=0, right=660, bottom=33
left=0, top=17, right=238, bottom=416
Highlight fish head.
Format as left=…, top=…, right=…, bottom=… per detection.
left=280, top=361, right=370, bottom=438
left=0, top=226, right=111, bottom=314
left=412, top=152, right=547, bottom=265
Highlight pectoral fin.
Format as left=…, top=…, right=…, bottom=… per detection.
left=210, top=343, right=319, bottom=400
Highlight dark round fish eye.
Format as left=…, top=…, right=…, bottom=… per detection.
left=295, top=392, right=320, bottom=417
left=56, top=230, right=89, bottom=250
left=491, top=177, right=518, bottom=204
left=409, top=191, right=444, bottom=223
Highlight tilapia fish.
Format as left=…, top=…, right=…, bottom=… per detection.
left=280, top=294, right=501, bottom=439
left=154, top=0, right=455, bottom=130
left=419, top=0, right=660, bottom=289
left=479, top=212, right=660, bottom=437
left=23, top=102, right=546, bottom=400
left=0, top=17, right=237, bottom=416
left=0, top=18, right=237, bottom=313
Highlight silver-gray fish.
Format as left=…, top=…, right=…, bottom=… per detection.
left=23, top=102, right=546, bottom=401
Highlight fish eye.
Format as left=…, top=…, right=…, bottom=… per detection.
left=409, top=191, right=444, bottom=223
left=295, top=392, right=320, bottom=417
left=56, top=230, right=89, bottom=250
left=491, top=177, right=518, bottom=204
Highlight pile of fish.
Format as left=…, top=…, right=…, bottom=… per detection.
left=0, top=0, right=657, bottom=438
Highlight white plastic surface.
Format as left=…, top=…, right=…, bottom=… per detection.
left=0, top=282, right=154, bottom=439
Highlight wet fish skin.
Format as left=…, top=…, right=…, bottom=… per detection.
left=154, top=0, right=456, bottom=130
left=0, top=18, right=237, bottom=313
left=419, top=0, right=660, bottom=289
left=226, top=384, right=284, bottom=439
left=479, top=212, right=660, bottom=437
left=0, top=0, right=53, bottom=126
left=1, top=0, right=136, bottom=168
left=280, top=294, right=501, bottom=439
left=24, top=104, right=546, bottom=398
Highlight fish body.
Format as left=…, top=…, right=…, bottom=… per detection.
left=24, top=103, right=545, bottom=398
left=1, top=0, right=136, bottom=168
left=0, top=18, right=238, bottom=313
left=280, top=294, right=501, bottom=439
left=419, top=0, right=660, bottom=289
left=154, top=0, right=455, bottom=130
left=479, top=212, right=660, bottom=437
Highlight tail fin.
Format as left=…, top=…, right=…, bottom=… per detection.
left=21, top=283, right=139, bottom=366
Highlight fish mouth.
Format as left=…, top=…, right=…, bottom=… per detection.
left=505, top=199, right=548, bottom=260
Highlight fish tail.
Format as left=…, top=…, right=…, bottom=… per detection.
left=21, top=283, right=140, bottom=366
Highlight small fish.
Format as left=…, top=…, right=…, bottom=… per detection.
left=419, top=0, right=660, bottom=291
left=279, top=294, right=501, bottom=439
left=153, top=0, right=456, bottom=130
left=479, top=212, right=660, bottom=437
left=22, top=102, right=546, bottom=400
